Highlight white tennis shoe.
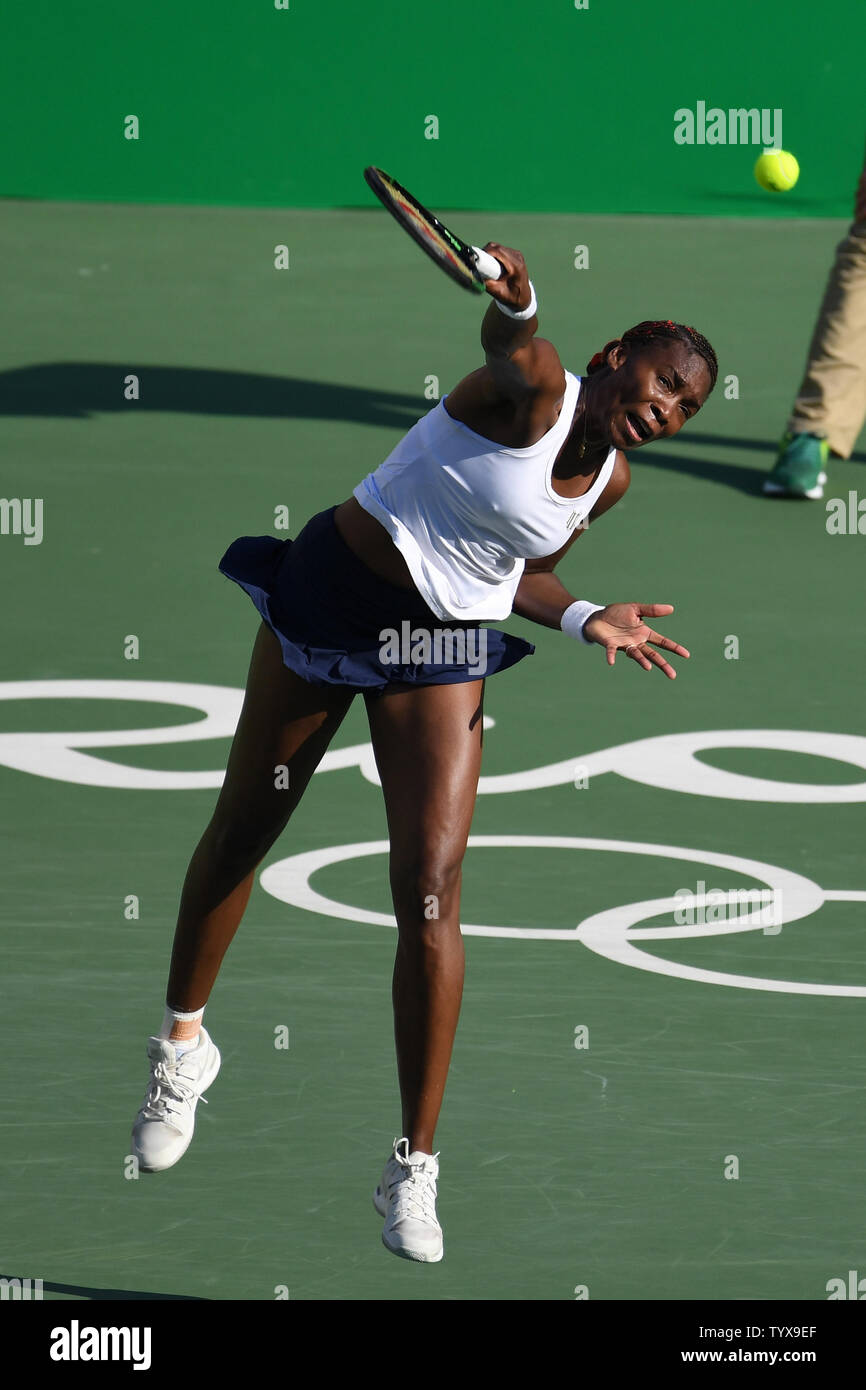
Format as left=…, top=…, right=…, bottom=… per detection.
left=131, top=1029, right=221, bottom=1173
left=374, top=1137, right=443, bottom=1263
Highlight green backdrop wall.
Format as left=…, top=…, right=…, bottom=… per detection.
left=1, top=0, right=864, bottom=217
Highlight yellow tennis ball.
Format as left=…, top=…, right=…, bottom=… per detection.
left=754, top=148, right=800, bottom=192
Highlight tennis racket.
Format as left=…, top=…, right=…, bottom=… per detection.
left=363, top=166, right=502, bottom=292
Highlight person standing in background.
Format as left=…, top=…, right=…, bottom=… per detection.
left=764, top=141, right=866, bottom=499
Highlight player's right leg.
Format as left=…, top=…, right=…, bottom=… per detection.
left=131, top=620, right=356, bottom=1172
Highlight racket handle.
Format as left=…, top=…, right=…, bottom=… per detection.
left=471, top=246, right=503, bottom=281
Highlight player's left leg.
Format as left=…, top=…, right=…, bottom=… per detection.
left=364, top=676, right=485, bottom=1262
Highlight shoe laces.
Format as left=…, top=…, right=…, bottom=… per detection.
left=142, top=1059, right=207, bottom=1120
left=385, top=1140, right=440, bottom=1223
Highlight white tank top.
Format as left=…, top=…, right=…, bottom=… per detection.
left=353, top=370, right=616, bottom=621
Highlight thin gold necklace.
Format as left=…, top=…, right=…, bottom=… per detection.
left=577, top=391, right=590, bottom=460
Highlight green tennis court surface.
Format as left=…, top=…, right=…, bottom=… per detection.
left=1, top=200, right=865, bottom=1301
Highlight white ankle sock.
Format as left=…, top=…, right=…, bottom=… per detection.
left=159, top=1004, right=205, bottom=1058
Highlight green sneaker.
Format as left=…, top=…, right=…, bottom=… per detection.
left=763, top=431, right=829, bottom=498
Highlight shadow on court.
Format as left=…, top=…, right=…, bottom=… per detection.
left=0, top=363, right=862, bottom=493
left=0, top=1273, right=206, bottom=1301
left=0, top=362, right=426, bottom=432
left=624, top=432, right=865, bottom=495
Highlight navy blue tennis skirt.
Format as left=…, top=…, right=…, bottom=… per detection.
left=218, top=505, right=535, bottom=695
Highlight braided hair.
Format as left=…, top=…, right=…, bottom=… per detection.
left=586, top=320, right=718, bottom=392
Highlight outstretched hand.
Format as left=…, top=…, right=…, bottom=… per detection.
left=583, top=603, right=690, bottom=679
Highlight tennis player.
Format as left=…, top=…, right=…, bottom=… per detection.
left=131, top=244, right=718, bottom=1263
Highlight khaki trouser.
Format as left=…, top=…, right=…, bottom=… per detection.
left=788, top=143, right=866, bottom=458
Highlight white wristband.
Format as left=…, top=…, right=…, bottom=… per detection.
left=494, top=279, right=537, bottom=320
left=561, top=600, right=605, bottom=644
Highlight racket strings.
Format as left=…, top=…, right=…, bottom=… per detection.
left=365, top=166, right=482, bottom=292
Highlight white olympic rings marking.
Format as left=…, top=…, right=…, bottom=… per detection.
left=259, top=835, right=866, bottom=997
